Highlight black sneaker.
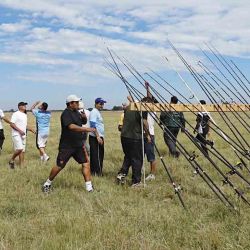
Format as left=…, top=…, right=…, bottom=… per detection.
left=42, top=184, right=51, bottom=193
left=9, top=161, right=15, bottom=169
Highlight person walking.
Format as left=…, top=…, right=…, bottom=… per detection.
left=42, top=95, right=96, bottom=193
left=0, top=108, right=11, bottom=154
left=89, top=97, right=106, bottom=176
left=31, top=101, right=51, bottom=162
left=194, top=100, right=212, bottom=156
left=9, top=102, right=36, bottom=168
left=160, top=96, right=185, bottom=158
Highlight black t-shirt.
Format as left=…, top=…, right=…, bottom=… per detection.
left=59, top=108, right=85, bottom=149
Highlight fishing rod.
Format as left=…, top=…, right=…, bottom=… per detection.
left=104, top=51, right=241, bottom=209
left=205, top=43, right=250, bottom=98
left=168, top=40, right=250, bottom=150
left=106, top=48, right=187, bottom=209
left=230, top=60, right=250, bottom=86
left=198, top=61, right=250, bottom=121
left=199, top=47, right=250, bottom=107
left=111, top=52, right=250, bottom=192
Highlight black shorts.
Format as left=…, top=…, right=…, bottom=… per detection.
left=56, top=147, right=88, bottom=169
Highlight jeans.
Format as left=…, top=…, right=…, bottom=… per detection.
left=163, top=127, right=180, bottom=157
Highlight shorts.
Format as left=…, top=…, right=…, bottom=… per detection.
left=144, top=135, right=155, bottom=162
left=36, top=133, right=49, bottom=148
left=12, top=135, right=26, bottom=152
left=56, top=147, right=88, bottom=169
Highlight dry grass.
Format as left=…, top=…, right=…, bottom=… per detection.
left=0, top=111, right=249, bottom=250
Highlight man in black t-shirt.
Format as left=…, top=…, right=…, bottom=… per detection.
left=42, top=95, right=96, bottom=193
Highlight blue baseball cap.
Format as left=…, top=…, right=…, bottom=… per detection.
left=95, top=97, right=107, bottom=104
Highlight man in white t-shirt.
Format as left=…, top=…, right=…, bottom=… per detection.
left=0, top=109, right=11, bottom=153
left=9, top=102, right=35, bottom=168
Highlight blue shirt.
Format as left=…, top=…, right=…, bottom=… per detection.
left=89, top=108, right=104, bottom=137
left=32, top=109, right=51, bottom=135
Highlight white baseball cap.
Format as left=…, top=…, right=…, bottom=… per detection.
left=66, top=94, right=82, bottom=103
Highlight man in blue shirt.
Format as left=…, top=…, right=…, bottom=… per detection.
left=89, top=97, right=106, bottom=176
left=31, top=101, right=51, bottom=161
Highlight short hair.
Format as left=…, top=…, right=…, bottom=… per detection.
left=200, top=100, right=206, bottom=105
left=170, top=96, right=178, bottom=104
left=141, top=97, right=152, bottom=103
left=42, top=102, right=48, bottom=111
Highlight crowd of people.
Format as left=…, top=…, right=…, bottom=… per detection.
left=0, top=84, right=212, bottom=192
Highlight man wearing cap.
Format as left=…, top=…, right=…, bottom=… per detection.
left=0, top=108, right=11, bottom=154
left=42, top=95, right=96, bottom=193
left=9, top=102, right=36, bottom=168
left=89, top=97, right=106, bottom=176
left=31, top=101, right=51, bottom=162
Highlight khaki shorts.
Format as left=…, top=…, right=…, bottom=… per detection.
left=12, top=135, right=26, bottom=152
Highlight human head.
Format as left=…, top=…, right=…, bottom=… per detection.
left=141, top=97, right=153, bottom=103
left=40, top=102, right=48, bottom=111
left=95, top=97, right=106, bottom=110
left=18, top=102, right=27, bottom=113
left=170, top=96, right=178, bottom=104
left=200, top=100, right=206, bottom=105
left=66, top=94, right=82, bottom=110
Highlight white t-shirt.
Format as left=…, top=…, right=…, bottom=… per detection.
left=11, top=111, right=27, bottom=137
left=79, top=109, right=90, bottom=128
left=148, top=112, right=156, bottom=136
left=0, top=109, right=4, bottom=130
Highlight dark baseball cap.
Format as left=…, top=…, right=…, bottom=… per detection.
left=95, top=97, right=107, bottom=104
left=18, top=102, right=28, bottom=107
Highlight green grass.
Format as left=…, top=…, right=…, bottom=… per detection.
left=0, top=111, right=249, bottom=250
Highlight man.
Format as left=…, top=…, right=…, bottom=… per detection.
left=79, top=101, right=90, bottom=155
left=0, top=109, right=11, bottom=154
left=144, top=82, right=158, bottom=181
left=194, top=100, right=212, bottom=156
left=89, top=97, right=106, bottom=176
left=42, top=95, right=96, bottom=193
left=160, top=96, right=185, bottom=158
left=31, top=101, right=51, bottom=162
left=9, top=102, right=36, bottom=168
left=117, top=97, right=151, bottom=187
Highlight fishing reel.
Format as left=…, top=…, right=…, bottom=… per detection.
left=226, top=162, right=243, bottom=176
left=189, top=151, right=199, bottom=161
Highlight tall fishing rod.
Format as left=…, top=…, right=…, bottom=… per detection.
left=197, top=70, right=250, bottom=133
left=105, top=49, right=187, bottom=209
left=104, top=51, right=242, bottom=209
left=206, top=43, right=250, bottom=98
left=144, top=69, right=250, bottom=158
left=230, top=60, right=250, bottom=86
left=189, top=65, right=250, bottom=149
left=168, top=40, right=250, bottom=150
left=198, top=61, right=250, bottom=121
left=199, top=47, right=250, bottom=107
left=113, top=53, right=250, bottom=191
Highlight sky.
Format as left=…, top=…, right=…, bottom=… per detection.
left=0, top=0, right=250, bottom=110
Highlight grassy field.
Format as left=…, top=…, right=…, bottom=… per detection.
left=0, top=111, right=250, bottom=250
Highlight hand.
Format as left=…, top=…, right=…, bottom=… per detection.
left=31, top=129, right=36, bottom=134
left=147, top=135, right=152, bottom=144
left=87, top=128, right=96, bottom=133
left=97, top=136, right=103, bottom=145
left=145, top=81, right=150, bottom=88
left=19, top=130, right=25, bottom=136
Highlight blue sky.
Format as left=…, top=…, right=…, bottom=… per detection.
left=0, top=0, right=250, bottom=110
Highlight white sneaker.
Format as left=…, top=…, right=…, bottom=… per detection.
left=145, top=174, right=156, bottom=181
left=43, top=155, right=50, bottom=162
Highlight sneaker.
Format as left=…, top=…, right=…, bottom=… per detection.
left=117, top=173, right=126, bottom=185
left=43, top=155, right=50, bottom=162
left=9, top=161, right=15, bottom=169
left=145, top=174, right=156, bottom=181
left=42, top=184, right=51, bottom=193
left=131, top=182, right=143, bottom=188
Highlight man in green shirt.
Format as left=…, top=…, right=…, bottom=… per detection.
left=160, top=96, right=185, bottom=158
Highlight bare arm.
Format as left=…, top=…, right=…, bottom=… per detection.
left=3, top=117, right=11, bottom=124
left=143, top=119, right=151, bottom=143
left=145, top=81, right=153, bottom=99
left=10, top=123, right=25, bottom=136
left=68, top=124, right=95, bottom=133
left=27, top=125, right=36, bottom=134
left=31, top=101, right=42, bottom=111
